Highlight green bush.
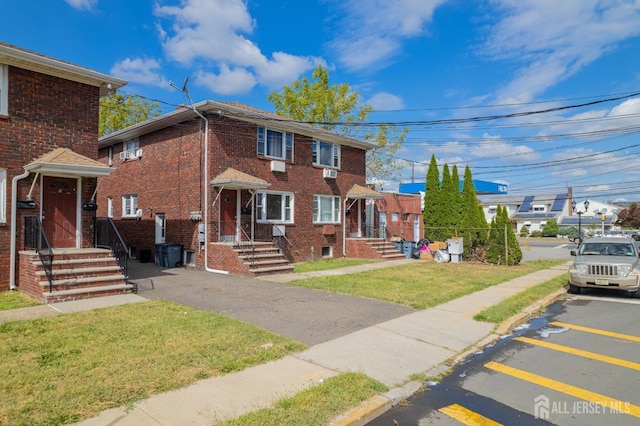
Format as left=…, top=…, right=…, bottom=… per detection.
left=530, top=230, right=542, bottom=238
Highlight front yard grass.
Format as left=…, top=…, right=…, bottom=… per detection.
left=290, top=259, right=565, bottom=310
left=0, top=290, right=41, bottom=310
left=293, top=258, right=377, bottom=273
left=0, top=300, right=305, bottom=426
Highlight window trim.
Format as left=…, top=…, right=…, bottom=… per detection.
left=256, top=190, right=294, bottom=224
left=257, top=127, right=294, bottom=161
left=0, top=168, right=6, bottom=223
left=312, top=140, right=340, bottom=168
left=313, top=194, right=341, bottom=224
left=122, top=193, right=138, bottom=218
left=0, top=64, right=8, bottom=116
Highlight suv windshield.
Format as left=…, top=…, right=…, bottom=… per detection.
left=579, top=241, right=636, bottom=257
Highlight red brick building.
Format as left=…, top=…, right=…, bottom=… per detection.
left=97, top=101, right=404, bottom=275
left=375, top=192, right=424, bottom=243
left=0, top=42, right=128, bottom=299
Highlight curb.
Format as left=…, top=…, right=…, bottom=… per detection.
left=334, top=287, right=569, bottom=425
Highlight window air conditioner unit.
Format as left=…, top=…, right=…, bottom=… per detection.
left=135, top=148, right=143, bottom=158
left=323, top=168, right=337, bottom=179
left=273, top=225, right=285, bottom=237
left=270, top=160, right=286, bottom=172
left=120, top=150, right=134, bottom=160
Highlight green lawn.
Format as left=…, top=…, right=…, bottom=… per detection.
left=0, top=291, right=41, bottom=311
left=293, top=258, right=378, bottom=273
left=0, top=300, right=305, bottom=425
left=289, top=259, right=565, bottom=310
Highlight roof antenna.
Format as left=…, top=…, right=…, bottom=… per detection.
left=169, top=76, right=194, bottom=105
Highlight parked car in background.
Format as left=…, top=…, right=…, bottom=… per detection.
left=568, top=237, right=640, bottom=297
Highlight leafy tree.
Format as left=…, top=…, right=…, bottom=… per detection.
left=460, top=166, right=488, bottom=259
left=423, top=155, right=442, bottom=240
left=542, top=219, right=559, bottom=237
left=615, top=203, right=640, bottom=228
left=519, top=225, right=529, bottom=237
left=268, top=65, right=407, bottom=183
left=99, top=93, right=161, bottom=137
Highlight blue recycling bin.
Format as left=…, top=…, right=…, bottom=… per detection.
left=402, top=241, right=416, bottom=259
left=155, top=244, right=166, bottom=266
left=165, top=244, right=183, bottom=268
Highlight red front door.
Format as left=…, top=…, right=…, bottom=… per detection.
left=42, top=176, right=78, bottom=248
left=220, top=189, right=237, bottom=242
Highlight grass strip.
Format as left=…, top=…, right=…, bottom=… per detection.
left=473, top=274, right=568, bottom=323
left=291, top=260, right=564, bottom=310
left=0, top=300, right=305, bottom=426
left=293, top=258, right=377, bottom=273
left=219, top=372, right=387, bottom=426
left=0, top=291, right=41, bottom=310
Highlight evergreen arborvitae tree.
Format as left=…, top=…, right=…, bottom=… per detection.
left=438, top=163, right=454, bottom=240
left=486, top=205, right=522, bottom=265
left=460, top=166, right=488, bottom=260
left=451, top=165, right=463, bottom=226
left=423, top=155, right=441, bottom=241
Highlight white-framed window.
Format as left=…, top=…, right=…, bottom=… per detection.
left=0, top=64, right=8, bottom=116
left=108, top=146, right=114, bottom=165
left=313, top=195, right=341, bottom=224
left=122, top=194, right=138, bottom=217
left=256, top=190, right=293, bottom=223
left=257, top=127, right=293, bottom=161
left=532, top=205, right=546, bottom=212
left=107, top=196, right=113, bottom=218
left=0, top=168, right=6, bottom=223
left=312, top=140, right=340, bottom=168
left=391, top=213, right=399, bottom=222
left=124, top=140, right=139, bottom=153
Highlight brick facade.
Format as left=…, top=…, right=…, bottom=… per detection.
left=377, top=193, right=424, bottom=242
left=98, top=104, right=372, bottom=272
left=0, top=66, right=104, bottom=291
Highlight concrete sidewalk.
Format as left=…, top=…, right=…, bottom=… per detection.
left=0, top=260, right=570, bottom=425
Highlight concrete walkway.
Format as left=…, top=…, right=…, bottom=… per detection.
left=0, top=260, right=570, bottom=425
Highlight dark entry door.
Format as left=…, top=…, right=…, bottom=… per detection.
left=42, top=176, right=77, bottom=248
left=220, top=189, right=237, bottom=242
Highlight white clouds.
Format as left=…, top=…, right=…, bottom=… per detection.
left=152, top=0, right=323, bottom=95
left=366, top=92, right=405, bottom=111
left=484, top=0, right=640, bottom=103
left=469, top=133, right=540, bottom=162
left=329, top=0, right=447, bottom=71
left=110, top=58, right=168, bottom=88
left=65, top=0, right=98, bottom=11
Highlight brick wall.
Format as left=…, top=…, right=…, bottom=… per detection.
left=98, top=111, right=369, bottom=272
left=0, top=67, right=101, bottom=290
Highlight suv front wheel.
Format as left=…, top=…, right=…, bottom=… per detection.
left=568, top=283, right=581, bottom=294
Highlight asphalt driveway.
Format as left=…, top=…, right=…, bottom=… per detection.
left=128, top=261, right=414, bottom=346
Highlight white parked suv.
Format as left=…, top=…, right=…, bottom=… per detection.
left=568, top=237, right=640, bottom=297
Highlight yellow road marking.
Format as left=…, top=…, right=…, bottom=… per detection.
left=549, top=321, right=640, bottom=343
left=438, top=403, right=502, bottom=425
left=485, top=362, right=640, bottom=418
left=515, top=336, right=640, bottom=371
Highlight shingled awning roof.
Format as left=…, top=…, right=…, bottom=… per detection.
left=345, top=184, right=384, bottom=200
left=210, top=168, right=270, bottom=190
left=24, top=147, right=113, bottom=177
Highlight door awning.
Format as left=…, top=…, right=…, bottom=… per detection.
left=345, top=184, right=384, bottom=200
left=24, top=147, right=113, bottom=177
left=210, top=167, right=270, bottom=190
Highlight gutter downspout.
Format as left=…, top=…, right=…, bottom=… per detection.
left=9, top=170, right=31, bottom=290
left=197, top=108, right=229, bottom=275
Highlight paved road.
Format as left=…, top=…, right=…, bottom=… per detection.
left=371, top=294, right=640, bottom=425
left=127, top=261, right=414, bottom=346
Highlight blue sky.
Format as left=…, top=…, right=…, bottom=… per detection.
left=4, top=0, right=640, bottom=202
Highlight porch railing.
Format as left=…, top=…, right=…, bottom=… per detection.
left=94, top=217, right=130, bottom=289
left=24, top=216, right=54, bottom=293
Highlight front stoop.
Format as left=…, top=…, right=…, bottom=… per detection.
left=19, top=249, right=132, bottom=303
left=233, top=242, right=294, bottom=276
left=346, top=238, right=407, bottom=260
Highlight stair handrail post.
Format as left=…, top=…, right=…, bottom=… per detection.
left=23, top=216, right=54, bottom=293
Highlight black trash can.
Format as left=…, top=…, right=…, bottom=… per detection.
left=139, top=248, right=151, bottom=263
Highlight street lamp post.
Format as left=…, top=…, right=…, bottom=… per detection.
left=572, top=199, right=590, bottom=243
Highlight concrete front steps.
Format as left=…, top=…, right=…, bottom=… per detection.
left=19, top=248, right=132, bottom=303
left=234, top=242, right=294, bottom=276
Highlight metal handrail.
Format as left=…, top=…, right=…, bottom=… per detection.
left=23, top=216, right=54, bottom=293
left=94, top=217, right=129, bottom=286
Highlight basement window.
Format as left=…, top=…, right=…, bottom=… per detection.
left=322, top=246, right=333, bottom=258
